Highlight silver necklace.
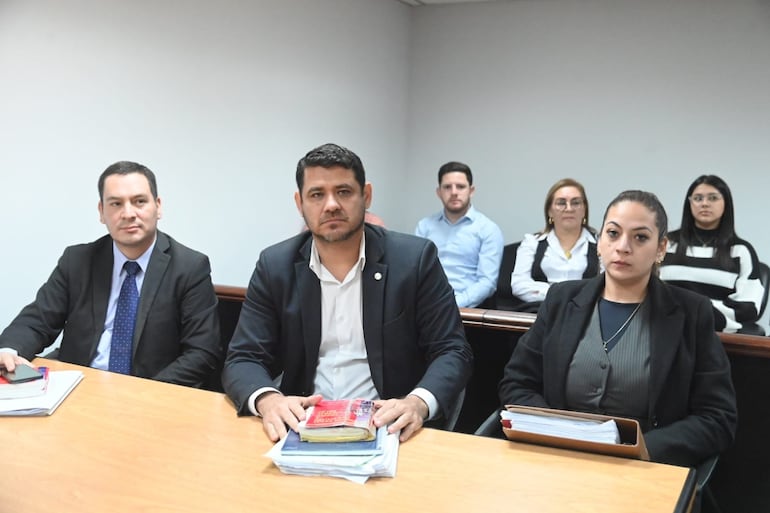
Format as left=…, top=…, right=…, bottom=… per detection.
left=693, top=233, right=714, bottom=247
left=602, top=302, right=642, bottom=352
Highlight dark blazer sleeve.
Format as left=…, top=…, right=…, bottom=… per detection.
left=642, top=290, right=737, bottom=466
left=0, top=249, right=75, bottom=359
left=221, top=247, right=287, bottom=415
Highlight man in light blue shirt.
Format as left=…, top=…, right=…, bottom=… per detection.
left=415, top=161, right=504, bottom=308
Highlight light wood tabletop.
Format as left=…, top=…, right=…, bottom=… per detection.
left=1, top=359, right=694, bottom=513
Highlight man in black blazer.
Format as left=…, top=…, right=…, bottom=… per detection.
left=0, top=162, right=221, bottom=388
left=223, top=143, right=472, bottom=443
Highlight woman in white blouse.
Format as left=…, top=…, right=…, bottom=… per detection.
left=510, top=178, right=601, bottom=312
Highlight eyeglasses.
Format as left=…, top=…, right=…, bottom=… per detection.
left=553, top=198, right=585, bottom=210
left=689, top=193, right=723, bottom=204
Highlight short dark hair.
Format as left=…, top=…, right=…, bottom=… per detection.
left=437, top=161, right=473, bottom=186
left=295, top=143, right=365, bottom=192
left=603, top=190, right=668, bottom=242
left=676, top=174, right=736, bottom=268
left=98, top=161, right=158, bottom=201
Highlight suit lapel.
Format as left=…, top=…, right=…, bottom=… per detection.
left=647, top=277, right=684, bottom=414
left=362, top=228, right=386, bottom=396
left=548, top=276, right=604, bottom=407
left=133, top=232, right=171, bottom=355
left=91, top=236, right=114, bottom=359
left=296, top=238, right=322, bottom=390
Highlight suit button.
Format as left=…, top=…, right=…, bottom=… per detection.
left=651, top=416, right=658, bottom=428
left=600, top=362, right=607, bottom=369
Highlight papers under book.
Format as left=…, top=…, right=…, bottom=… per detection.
left=299, top=398, right=376, bottom=442
left=0, top=370, right=83, bottom=416
left=268, top=426, right=399, bottom=484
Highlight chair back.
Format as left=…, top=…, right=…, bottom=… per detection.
left=493, top=241, right=544, bottom=313
left=474, top=409, right=502, bottom=437
left=493, top=242, right=523, bottom=310
left=442, top=388, right=466, bottom=432
left=205, top=295, right=243, bottom=392
left=426, top=388, right=466, bottom=432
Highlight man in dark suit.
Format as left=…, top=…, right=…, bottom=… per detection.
left=0, top=161, right=221, bottom=388
left=223, top=143, right=472, bottom=443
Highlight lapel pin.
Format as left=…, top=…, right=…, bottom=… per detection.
left=374, top=272, right=382, bottom=281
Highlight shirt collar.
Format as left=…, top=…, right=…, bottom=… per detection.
left=112, top=236, right=156, bottom=274
left=440, top=204, right=476, bottom=224
left=542, top=227, right=595, bottom=244
left=309, top=233, right=367, bottom=278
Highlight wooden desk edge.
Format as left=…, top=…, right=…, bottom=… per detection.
left=214, top=284, right=770, bottom=359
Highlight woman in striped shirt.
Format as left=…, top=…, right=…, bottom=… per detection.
left=660, top=175, right=765, bottom=333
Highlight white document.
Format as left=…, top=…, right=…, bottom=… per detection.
left=0, top=370, right=84, bottom=416
left=501, top=410, right=621, bottom=444
left=266, top=426, right=400, bottom=483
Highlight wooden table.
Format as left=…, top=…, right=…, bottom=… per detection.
left=1, top=359, right=694, bottom=513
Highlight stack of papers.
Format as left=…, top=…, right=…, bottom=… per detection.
left=0, top=370, right=83, bottom=416
left=267, top=426, right=399, bottom=484
left=501, top=410, right=621, bottom=444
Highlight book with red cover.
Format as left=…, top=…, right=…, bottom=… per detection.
left=0, top=367, right=49, bottom=400
left=299, top=398, right=376, bottom=442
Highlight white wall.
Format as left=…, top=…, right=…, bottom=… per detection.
left=0, top=0, right=411, bottom=326
left=404, top=0, right=770, bottom=327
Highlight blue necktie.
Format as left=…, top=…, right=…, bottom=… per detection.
left=109, top=261, right=141, bottom=374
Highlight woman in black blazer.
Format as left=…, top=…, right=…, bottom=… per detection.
left=499, top=190, right=737, bottom=467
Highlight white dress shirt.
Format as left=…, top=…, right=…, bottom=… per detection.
left=310, top=236, right=377, bottom=401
